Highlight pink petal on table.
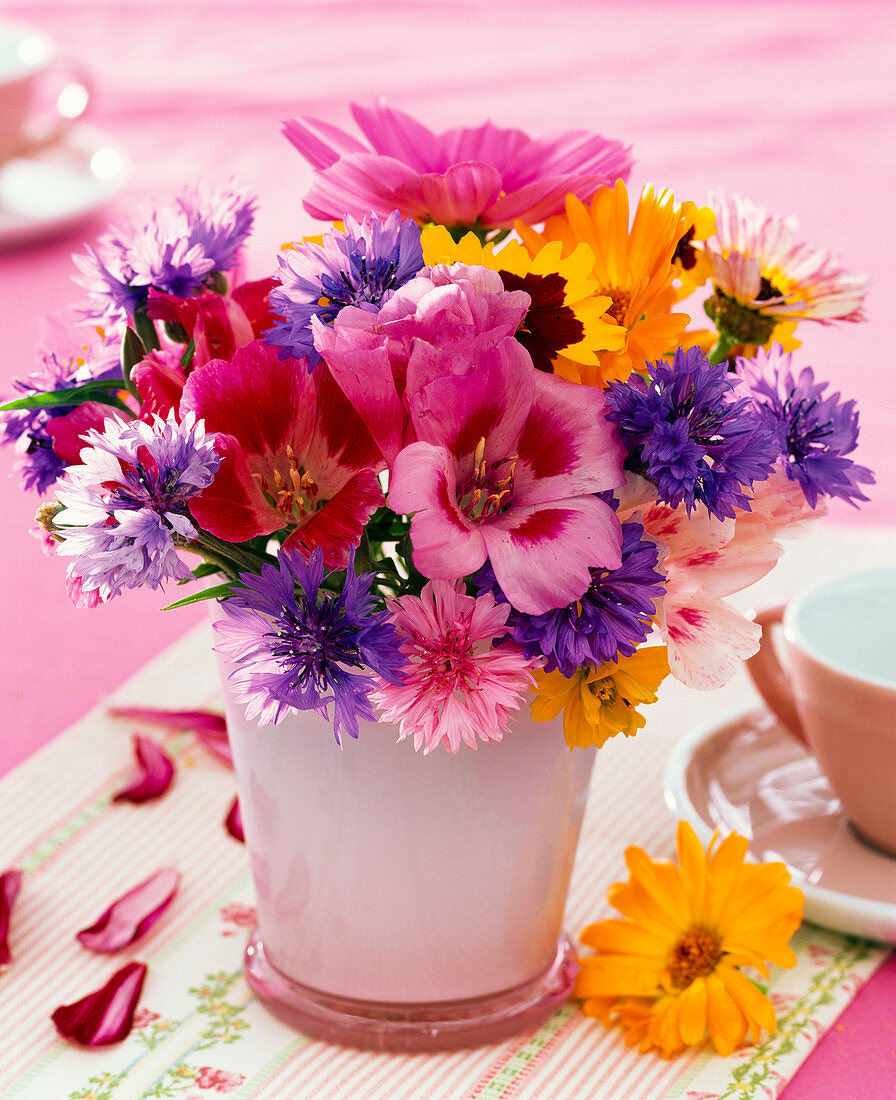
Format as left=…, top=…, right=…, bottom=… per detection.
left=109, top=708, right=232, bottom=766
left=225, top=797, right=244, bottom=843
left=0, top=869, right=23, bottom=966
left=51, top=961, right=147, bottom=1046
left=77, top=868, right=180, bottom=953
left=113, top=736, right=174, bottom=804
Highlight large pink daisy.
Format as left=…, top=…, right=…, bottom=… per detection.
left=284, top=102, right=632, bottom=230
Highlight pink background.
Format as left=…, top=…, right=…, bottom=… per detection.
left=1, top=2, right=894, bottom=1094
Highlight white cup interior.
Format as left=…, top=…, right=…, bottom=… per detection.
left=785, top=567, right=896, bottom=686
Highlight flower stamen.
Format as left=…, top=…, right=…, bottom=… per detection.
left=667, top=925, right=723, bottom=988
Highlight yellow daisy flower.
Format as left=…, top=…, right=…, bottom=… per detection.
left=516, top=181, right=692, bottom=387
left=671, top=200, right=716, bottom=300
left=420, top=225, right=624, bottom=375
left=530, top=647, right=670, bottom=750
left=575, top=821, right=804, bottom=1058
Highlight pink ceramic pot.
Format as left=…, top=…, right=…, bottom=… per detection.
left=747, top=567, right=896, bottom=857
left=220, top=667, right=595, bottom=1051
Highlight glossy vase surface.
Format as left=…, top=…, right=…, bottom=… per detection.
left=221, top=672, right=595, bottom=1051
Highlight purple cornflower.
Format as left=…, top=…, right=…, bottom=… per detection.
left=73, top=183, right=256, bottom=323
left=475, top=518, right=665, bottom=674
left=214, top=548, right=405, bottom=744
left=737, top=346, right=874, bottom=508
left=265, top=210, right=423, bottom=368
left=54, top=412, right=220, bottom=601
left=1, top=342, right=122, bottom=494
left=606, top=346, right=779, bottom=521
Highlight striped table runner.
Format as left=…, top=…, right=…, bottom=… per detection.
left=2, top=530, right=892, bottom=1100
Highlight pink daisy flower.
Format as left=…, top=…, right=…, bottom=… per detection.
left=283, top=102, right=632, bottom=230
left=706, top=192, right=867, bottom=325
left=371, top=580, right=538, bottom=755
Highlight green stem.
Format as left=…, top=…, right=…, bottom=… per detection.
left=707, top=332, right=740, bottom=366
left=133, top=309, right=161, bottom=352
left=192, top=531, right=272, bottom=576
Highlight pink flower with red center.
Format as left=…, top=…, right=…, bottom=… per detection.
left=313, top=262, right=531, bottom=467
left=618, top=475, right=783, bottom=689
left=284, top=102, right=632, bottom=230
left=386, top=313, right=625, bottom=616
left=371, top=580, right=538, bottom=754
left=180, top=339, right=384, bottom=568
left=147, top=276, right=277, bottom=369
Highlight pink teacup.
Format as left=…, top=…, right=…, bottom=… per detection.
left=0, top=19, right=92, bottom=164
left=747, top=567, right=896, bottom=857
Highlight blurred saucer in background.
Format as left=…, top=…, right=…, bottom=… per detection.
left=0, top=123, right=128, bottom=250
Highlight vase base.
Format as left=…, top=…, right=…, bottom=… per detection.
left=244, top=929, right=579, bottom=1052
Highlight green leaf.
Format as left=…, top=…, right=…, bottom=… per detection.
left=0, top=380, right=132, bottom=414
left=190, top=562, right=221, bottom=580
left=162, top=583, right=237, bottom=610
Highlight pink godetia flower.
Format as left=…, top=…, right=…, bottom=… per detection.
left=51, top=960, right=148, bottom=1046
left=146, top=276, right=277, bottom=370
left=371, top=580, right=539, bottom=754
left=313, top=262, right=531, bottom=467
left=619, top=475, right=784, bottom=690
left=706, top=192, right=867, bottom=324
left=109, top=706, right=232, bottom=766
left=193, top=1066, right=246, bottom=1092
left=382, top=292, right=626, bottom=615
left=180, top=339, right=384, bottom=568
left=130, top=349, right=188, bottom=419
left=224, top=796, right=244, bottom=843
left=113, top=735, right=175, bottom=803
left=77, top=867, right=180, bottom=952
left=0, top=869, right=23, bottom=966
left=283, top=102, right=632, bottom=230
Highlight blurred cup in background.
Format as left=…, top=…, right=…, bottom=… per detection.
left=0, top=19, right=92, bottom=164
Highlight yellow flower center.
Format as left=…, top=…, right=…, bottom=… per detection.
left=667, top=924, right=723, bottom=988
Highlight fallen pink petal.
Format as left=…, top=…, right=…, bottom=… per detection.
left=77, top=868, right=180, bottom=953
left=51, top=961, right=148, bottom=1046
left=0, top=869, right=23, bottom=966
left=113, top=735, right=174, bottom=804
left=225, top=796, right=244, bottom=843
left=109, top=707, right=232, bottom=766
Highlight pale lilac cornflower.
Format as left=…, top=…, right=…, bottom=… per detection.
left=73, top=183, right=256, bottom=323
left=370, top=580, right=539, bottom=755
left=54, top=412, right=220, bottom=602
left=214, top=548, right=405, bottom=745
left=266, top=210, right=424, bottom=368
left=736, top=346, right=874, bottom=508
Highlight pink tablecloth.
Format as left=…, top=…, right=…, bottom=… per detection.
left=1, top=2, right=894, bottom=1095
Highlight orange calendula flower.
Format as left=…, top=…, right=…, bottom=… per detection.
left=516, top=181, right=692, bottom=386
left=530, top=647, right=670, bottom=749
left=420, top=225, right=624, bottom=375
left=574, top=821, right=804, bottom=1058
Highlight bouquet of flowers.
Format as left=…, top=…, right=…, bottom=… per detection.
left=2, top=103, right=874, bottom=755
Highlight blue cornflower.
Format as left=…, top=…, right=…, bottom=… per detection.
left=737, top=346, right=874, bottom=508
left=73, top=183, right=256, bottom=322
left=54, top=412, right=220, bottom=600
left=214, top=548, right=405, bottom=744
left=1, top=342, right=122, bottom=494
left=265, top=210, right=424, bottom=368
left=605, top=346, right=779, bottom=521
left=474, top=518, right=665, bottom=675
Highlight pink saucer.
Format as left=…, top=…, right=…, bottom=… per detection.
left=665, top=707, right=896, bottom=944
